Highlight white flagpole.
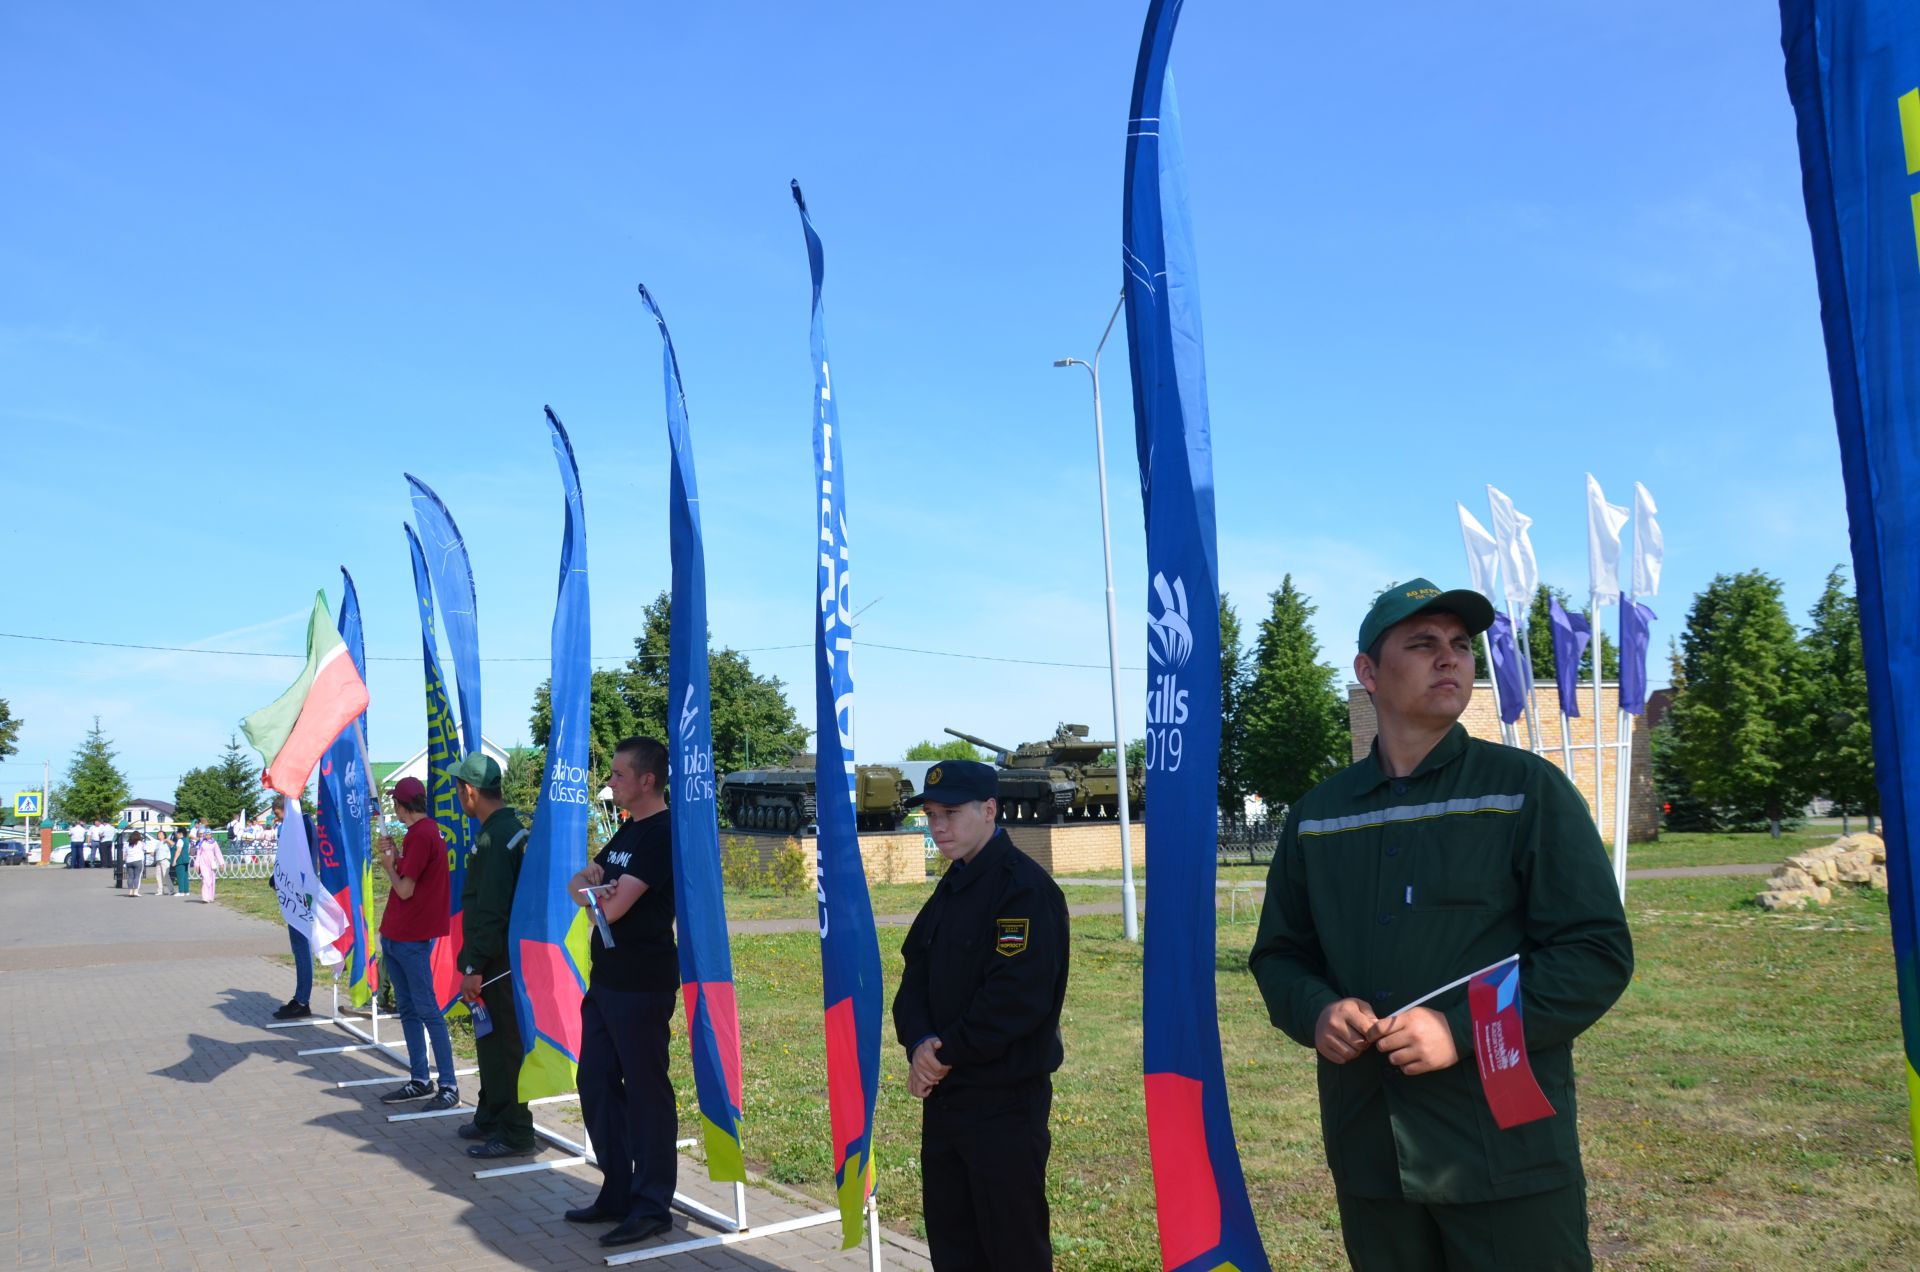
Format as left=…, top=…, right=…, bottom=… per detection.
left=1589, top=594, right=1605, bottom=823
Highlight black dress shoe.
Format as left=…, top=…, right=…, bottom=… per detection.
left=467, top=1138, right=534, bottom=1160
left=600, top=1214, right=672, bottom=1247
left=455, top=1121, right=488, bottom=1141
left=564, top=1205, right=620, bottom=1224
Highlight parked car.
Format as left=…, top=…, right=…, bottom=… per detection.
left=0, top=841, right=30, bottom=865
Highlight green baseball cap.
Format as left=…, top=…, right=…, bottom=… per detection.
left=1357, top=578, right=1496, bottom=654
left=449, top=752, right=502, bottom=789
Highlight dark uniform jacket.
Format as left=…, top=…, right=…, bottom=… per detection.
left=458, top=806, right=527, bottom=981
left=893, top=830, right=1070, bottom=1100
left=1249, top=725, right=1633, bottom=1204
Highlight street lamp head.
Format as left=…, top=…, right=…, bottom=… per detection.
left=1052, top=359, right=1073, bottom=368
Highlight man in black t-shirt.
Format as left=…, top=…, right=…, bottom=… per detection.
left=564, top=735, right=679, bottom=1249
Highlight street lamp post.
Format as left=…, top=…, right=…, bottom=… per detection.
left=1055, top=290, right=1138, bottom=942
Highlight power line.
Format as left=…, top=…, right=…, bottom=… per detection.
left=1, top=629, right=1147, bottom=672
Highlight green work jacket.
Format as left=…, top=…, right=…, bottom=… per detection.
left=1249, top=724, right=1633, bottom=1204
left=457, top=807, right=527, bottom=980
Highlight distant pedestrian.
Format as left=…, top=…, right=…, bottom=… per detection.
left=194, top=833, right=225, bottom=902
left=65, top=823, right=83, bottom=869
left=91, top=820, right=112, bottom=868
left=122, top=832, right=145, bottom=895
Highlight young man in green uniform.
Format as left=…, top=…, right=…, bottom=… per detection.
left=1250, top=579, right=1633, bottom=1271
left=449, top=752, right=536, bottom=1159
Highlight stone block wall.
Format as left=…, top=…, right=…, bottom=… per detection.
left=1347, top=680, right=1659, bottom=843
left=720, top=829, right=928, bottom=887
left=1003, top=821, right=1147, bottom=875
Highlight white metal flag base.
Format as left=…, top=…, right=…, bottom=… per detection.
left=281, top=980, right=883, bottom=1270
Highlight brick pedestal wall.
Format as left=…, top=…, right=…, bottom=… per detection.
left=1002, top=820, right=1147, bottom=876
left=720, top=829, right=929, bottom=887
left=1347, top=680, right=1658, bottom=843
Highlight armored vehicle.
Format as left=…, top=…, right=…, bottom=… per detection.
left=719, top=763, right=917, bottom=833
left=943, top=723, right=1143, bottom=822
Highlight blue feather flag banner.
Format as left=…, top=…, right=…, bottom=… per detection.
left=1123, top=2, right=1269, bottom=1268
left=793, top=179, right=884, bottom=1245
left=510, top=409, right=597, bottom=1101
left=1779, top=0, right=1920, bottom=1185
left=316, top=568, right=376, bottom=1007
left=638, top=284, right=746, bottom=1182
left=404, top=523, right=475, bottom=1014
left=405, top=476, right=484, bottom=758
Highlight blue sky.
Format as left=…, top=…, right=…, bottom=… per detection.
left=0, top=2, right=1851, bottom=802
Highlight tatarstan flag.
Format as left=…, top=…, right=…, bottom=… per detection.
left=243, top=590, right=371, bottom=797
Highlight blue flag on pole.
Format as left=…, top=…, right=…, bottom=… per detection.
left=511, top=409, right=596, bottom=1101
left=404, top=523, right=474, bottom=1014
left=638, top=284, right=745, bottom=1182
left=1487, top=612, right=1527, bottom=727
left=793, top=180, right=884, bottom=1246
left=1618, top=601, right=1656, bottom=716
left=1548, top=597, right=1591, bottom=718
left=1124, top=3, right=1269, bottom=1268
left=405, top=477, right=484, bottom=759
left=1779, top=0, right=1920, bottom=1182
left=316, top=569, right=375, bottom=1005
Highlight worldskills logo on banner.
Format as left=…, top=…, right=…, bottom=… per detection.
left=546, top=745, right=590, bottom=807
left=678, top=685, right=715, bottom=807
left=1145, top=571, right=1191, bottom=771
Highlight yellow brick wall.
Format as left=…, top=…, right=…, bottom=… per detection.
left=1004, top=821, right=1147, bottom=876
left=719, top=829, right=929, bottom=887
left=1347, top=680, right=1658, bottom=842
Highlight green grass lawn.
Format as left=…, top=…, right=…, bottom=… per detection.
left=1621, top=828, right=1844, bottom=871
left=222, top=859, right=1915, bottom=1268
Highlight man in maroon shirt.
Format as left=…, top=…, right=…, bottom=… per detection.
left=375, top=777, right=459, bottom=1109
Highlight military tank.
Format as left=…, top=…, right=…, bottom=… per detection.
left=943, top=723, right=1143, bottom=822
left=719, top=762, right=917, bottom=833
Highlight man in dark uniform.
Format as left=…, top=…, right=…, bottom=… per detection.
left=449, top=751, right=536, bottom=1159
left=1249, top=578, right=1634, bottom=1271
left=892, top=759, right=1070, bottom=1271
left=563, top=736, right=679, bottom=1249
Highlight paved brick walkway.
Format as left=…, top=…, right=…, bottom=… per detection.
left=0, top=867, right=930, bottom=1270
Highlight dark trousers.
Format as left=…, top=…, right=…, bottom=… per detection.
left=288, top=926, right=313, bottom=1005
left=920, top=1080, right=1052, bottom=1271
left=1338, top=1181, right=1591, bottom=1271
left=578, top=986, right=678, bottom=1222
left=473, top=974, right=534, bottom=1149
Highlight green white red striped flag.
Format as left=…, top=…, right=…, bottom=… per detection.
left=242, top=591, right=371, bottom=796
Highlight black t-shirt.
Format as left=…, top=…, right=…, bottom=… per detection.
left=590, top=811, right=679, bottom=992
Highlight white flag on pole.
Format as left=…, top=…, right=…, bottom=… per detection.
left=1632, top=482, right=1662, bottom=600
left=1485, top=486, right=1539, bottom=605
left=1586, top=474, right=1630, bottom=605
left=272, top=801, right=348, bottom=967
left=1457, top=504, right=1502, bottom=599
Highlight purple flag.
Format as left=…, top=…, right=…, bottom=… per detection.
left=1548, top=597, right=1591, bottom=717
left=1487, top=612, right=1526, bottom=726
left=1619, top=601, right=1656, bottom=715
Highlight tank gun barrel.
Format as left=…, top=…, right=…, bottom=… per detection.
left=943, top=727, right=1011, bottom=764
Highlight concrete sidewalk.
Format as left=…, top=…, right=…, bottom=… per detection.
left=0, top=866, right=929, bottom=1270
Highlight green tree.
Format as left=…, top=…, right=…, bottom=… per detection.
left=1665, top=571, right=1814, bottom=837
left=1218, top=593, right=1253, bottom=821
left=1650, top=640, right=1716, bottom=830
left=615, top=592, right=810, bottom=778
left=0, top=698, right=19, bottom=760
left=1241, top=576, right=1348, bottom=808
left=59, top=718, right=131, bottom=823
left=904, top=738, right=987, bottom=762
left=173, top=735, right=268, bottom=825
left=1803, top=566, right=1877, bottom=830
left=501, top=744, right=546, bottom=823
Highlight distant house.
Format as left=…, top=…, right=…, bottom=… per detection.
left=120, top=798, right=177, bottom=827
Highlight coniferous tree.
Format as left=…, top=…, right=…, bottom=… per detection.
left=1218, top=593, right=1253, bottom=821
left=1241, top=576, right=1348, bottom=810
left=1665, top=571, right=1814, bottom=837
left=1471, top=584, right=1618, bottom=681
left=0, top=698, right=19, bottom=760
left=1803, top=566, right=1877, bottom=829
left=174, top=736, right=268, bottom=825
left=59, top=718, right=131, bottom=823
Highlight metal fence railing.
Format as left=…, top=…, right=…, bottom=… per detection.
left=1218, top=813, right=1285, bottom=867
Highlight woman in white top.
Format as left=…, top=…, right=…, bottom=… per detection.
left=123, top=832, right=145, bottom=895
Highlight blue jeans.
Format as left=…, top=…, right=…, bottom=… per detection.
left=384, top=937, right=457, bottom=1089
left=288, top=926, right=313, bottom=1005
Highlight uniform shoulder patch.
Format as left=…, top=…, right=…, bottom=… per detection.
left=994, top=917, right=1029, bottom=957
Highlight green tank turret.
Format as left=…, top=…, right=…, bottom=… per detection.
left=943, top=723, right=1143, bottom=822
left=719, top=762, right=917, bottom=833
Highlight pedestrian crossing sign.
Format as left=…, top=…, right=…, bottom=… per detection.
left=13, top=793, right=40, bottom=817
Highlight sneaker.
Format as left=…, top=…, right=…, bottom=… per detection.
left=425, top=1086, right=461, bottom=1111
left=380, top=1080, right=435, bottom=1104
left=271, top=999, right=309, bottom=1021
